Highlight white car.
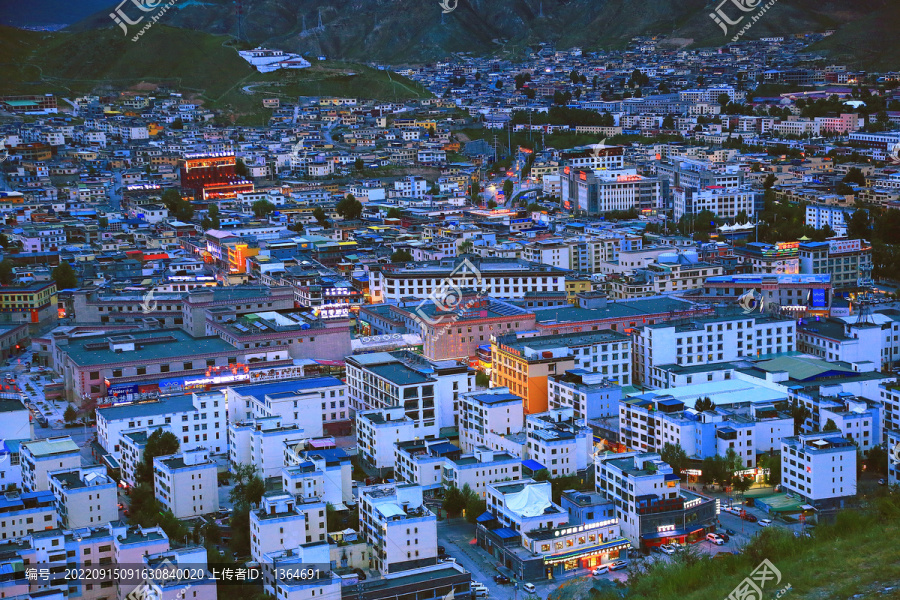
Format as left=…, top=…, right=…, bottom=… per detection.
left=659, top=544, right=676, bottom=555
left=592, top=565, right=609, bottom=576
left=522, top=583, right=536, bottom=593
left=758, top=519, right=773, bottom=527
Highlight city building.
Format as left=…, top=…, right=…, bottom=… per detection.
left=780, top=433, right=857, bottom=509
left=358, top=483, right=437, bottom=576
left=20, top=437, right=81, bottom=492
left=48, top=466, right=118, bottom=528
left=153, top=448, right=219, bottom=519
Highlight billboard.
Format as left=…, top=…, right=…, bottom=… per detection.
left=828, top=239, right=861, bottom=254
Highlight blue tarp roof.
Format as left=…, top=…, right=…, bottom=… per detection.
left=522, top=459, right=545, bottom=471
left=476, top=511, right=494, bottom=523
left=493, top=527, right=519, bottom=539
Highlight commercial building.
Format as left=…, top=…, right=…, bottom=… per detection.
left=733, top=242, right=800, bottom=275
left=595, top=451, right=716, bottom=548
left=780, top=433, right=857, bottom=509
left=492, top=330, right=632, bottom=414
left=695, top=274, right=833, bottom=314
left=560, top=167, right=664, bottom=215
left=673, top=186, right=758, bottom=220
left=154, top=448, right=219, bottom=518
left=0, top=282, right=58, bottom=333
left=476, top=479, right=630, bottom=580
left=799, top=239, right=873, bottom=289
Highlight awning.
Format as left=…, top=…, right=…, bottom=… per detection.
left=801, top=504, right=815, bottom=510
left=476, top=511, right=495, bottom=523
left=492, top=527, right=519, bottom=540
left=521, top=459, right=545, bottom=472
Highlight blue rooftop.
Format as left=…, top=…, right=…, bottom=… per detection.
left=231, top=376, right=345, bottom=402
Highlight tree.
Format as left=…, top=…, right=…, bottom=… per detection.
left=532, top=469, right=550, bottom=482
left=52, top=261, right=78, bottom=290
left=312, top=206, right=328, bottom=226
left=336, top=194, right=363, bottom=220
left=866, top=444, right=889, bottom=475
left=487, top=199, right=498, bottom=209
left=470, top=180, right=481, bottom=202
left=526, top=202, right=544, bottom=212
left=135, top=429, right=180, bottom=486
left=252, top=199, right=276, bottom=219
left=465, top=490, right=486, bottom=524
left=662, top=114, right=676, bottom=129
left=475, top=371, right=490, bottom=387
left=847, top=209, right=870, bottom=239
left=843, top=167, right=867, bottom=187
left=763, top=174, right=777, bottom=189
left=386, top=207, right=402, bottom=219
left=0, top=259, right=15, bottom=285
left=390, top=249, right=413, bottom=263
left=717, top=93, right=731, bottom=110
left=201, top=204, right=221, bottom=230
left=503, top=178, right=514, bottom=199
left=354, top=158, right=364, bottom=171
left=235, top=158, right=249, bottom=178
left=442, top=486, right=465, bottom=518
left=758, top=453, right=781, bottom=486
left=63, top=404, right=78, bottom=424
left=822, top=418, right=839, bottom=432
left=789, top=398, right=811, bottom=435
left=230, top=463, right=265, bottom=509
left=695, top=397, right=716, bottom=413
left=171, top=118, right=183, bottom=130
left=660, top=443, right=689, bottom=476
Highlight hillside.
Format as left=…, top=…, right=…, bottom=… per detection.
left=66, top=0, right=898, bottom=65
left=0, top=24, right=429, bottom=122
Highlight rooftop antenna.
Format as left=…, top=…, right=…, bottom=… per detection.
left=236, top=0, right=245, bottom=41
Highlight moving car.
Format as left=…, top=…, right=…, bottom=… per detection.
left=608, top=560, right=628, bottom=571
left=493, top=575, right=510, bottom=584
left=741, top=513, right=758, bottom=523
left=758, top=519, right=772, bottom=527
left=725, top=528, right=737, bottom=536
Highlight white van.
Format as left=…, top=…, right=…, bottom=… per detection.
left=523, top=583, right=536, bottom=593
left=473, top=588, right=489, bottom=598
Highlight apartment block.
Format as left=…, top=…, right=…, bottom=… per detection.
left=154, top=448, right=219, bottom=519
left=20, top=437, right=81, bottom=492
left=48, top=466, right=118, bottom=529
left=780, top=433, right=857, bottom=509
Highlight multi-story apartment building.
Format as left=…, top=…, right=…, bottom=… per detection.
left=229, top=416, right=305, bottom=478
left=356, top=406, right=428, bottom=473
left=20, top=437, right=81, bottom=492
left=548, top=369, right=623, bottom=423
left=346, top=351, right=472, bottom=430
left=595, top=451, right=716, bottom=548
left=48, top=466, right=118, bottom=528
left=394, top=438, right=462, bottom=491
left=458, top=387, right=524, bottom=453
left=368, top=257, right=568, bottom=304
left=0, top=490, right=57, bottom=540
left=226, top=376, right=350, bottom=438
left=282, top=447, right=353, bottom=506
left=153, top=448, right=219, bottom=519
left=620, top=393, right=792, bottom=468
left=634, top=313, right=797, bottom=387
left=358, top=484, right=437, bottom=576
left=799, top=239, right=873, bottom=289
left=524, top=409, right=593, bottom=477
left=0, top=282, right=58, bottom=333
left=249, top=492, right=328, bottom=562
left=492, top=330, right=632, bottom=415
left=797, top=317, right=884, bottom=366
left=96, top=391, right=227, bottom=460
left=780, top=433, right=857, bottom=509
left=442, top=447, right=522, bottom=499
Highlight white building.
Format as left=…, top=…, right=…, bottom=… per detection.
left=20, top=437, right=82, bottom=492
left=673, top=186, right=757, bottom=221
left=48, top=466, right=118, bottom=529
left=153, top=448, right=219, bottom=519
left=250, top=492, right=328, bottom=563
left=358, top=483, right=437, bottom=576
left=780, top=432, right=857, bottom=508
left=96, top=391, right=227, bottom=460
left=229, top=416, right=306, bottom=478
left=458, top=387, right=524, bottom=453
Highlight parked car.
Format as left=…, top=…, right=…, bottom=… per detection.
left=493, top=575, right=510, bottom=584
left=741, top=513, right=758, bottom=523
left=718, top=532, right=730, bottom=542
left=522, top=583, right=536, bottom=593
left=758, top=519, right=773, bottom=527
left=608, top=560, right=628, bottom=571
left=706, top=533, right=724, bottom=545
left=659, top=544, right=676, bottom=555
left=725, top=528, right=737, bottom=536
left=592, top=565, right=609, bottom=576
left=440, top=557, right=456, bottom=563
